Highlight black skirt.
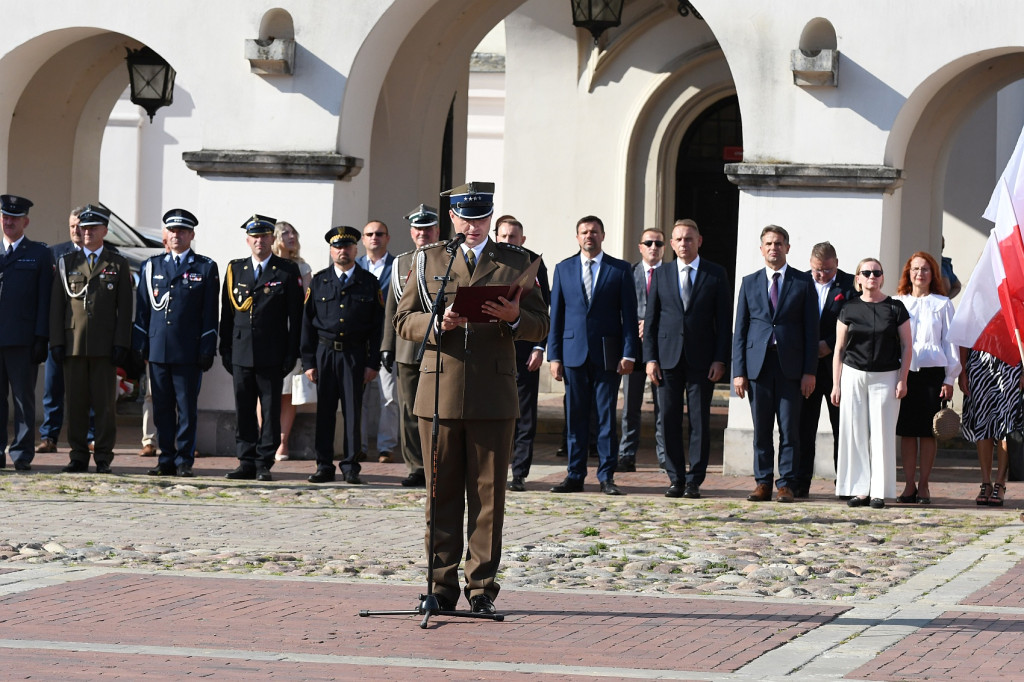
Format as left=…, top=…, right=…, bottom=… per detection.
left=896, top=366, right=946, bottom=437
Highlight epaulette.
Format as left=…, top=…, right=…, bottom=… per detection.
left=396, top=248, right=416, bottom=259
left=496, top=242, right=528, bottom=255
left=228, top=257, right=250, bottom=266
left=418, top=241, right=447, bottom=252
left=192, top=253, right=214, bottom=263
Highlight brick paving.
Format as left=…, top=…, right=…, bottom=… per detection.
left=960, top=557, right=1024, bottom=608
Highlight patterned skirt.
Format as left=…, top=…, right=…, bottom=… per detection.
left=961, top=350, right=1023, bottom=441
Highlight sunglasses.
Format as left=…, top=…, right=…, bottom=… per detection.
left=363, top=232, right=387, bottom=238
left=641, top=240, right=664, bottom=248
left=859, top=269, right=884, bottom=278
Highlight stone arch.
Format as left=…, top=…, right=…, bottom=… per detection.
left=884, top=49, right=1024, bottom=268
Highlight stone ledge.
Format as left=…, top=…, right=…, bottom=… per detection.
left=725, top=163, right=902, bottom=192
left=182, top=150, right=363, bottom=181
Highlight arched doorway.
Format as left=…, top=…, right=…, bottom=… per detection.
left=674, top=95, right=741, bottom=284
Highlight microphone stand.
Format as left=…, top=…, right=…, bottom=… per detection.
left=359, top=237, right=504, bottom=628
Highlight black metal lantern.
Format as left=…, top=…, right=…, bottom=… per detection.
left=570, top=0, right=624, bottom=44
left=125, top=46, right=176, bottom=123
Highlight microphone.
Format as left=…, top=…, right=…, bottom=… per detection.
left=445, top=232, right=467, bottom=254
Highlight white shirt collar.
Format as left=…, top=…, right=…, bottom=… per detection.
left=252, top=255, right=272, bottom=271
left=678, top=255, right=700, bottom=274
left=2, top=235, right=24, bottom=252
left=580, top=251, right=604, bottom=266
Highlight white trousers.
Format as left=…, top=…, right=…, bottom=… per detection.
left=835, top=366, right=898, bottom=500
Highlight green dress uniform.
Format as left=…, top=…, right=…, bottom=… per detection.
left=394, top=237, right=548, bottom=607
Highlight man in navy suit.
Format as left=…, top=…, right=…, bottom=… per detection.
left=644, top=219, right=731, bottom=498
left=548, top=215, right=639, bottom=495
left=356, top=220, right=398, bottom=463
left=132, top=209, right=219, bottom=478
left=732, top=225, right=818, bottom=503
left=618, top=228, right=666, bottom=473
left=795, top=241, right=855, bottom=497
left=0, top=195, right=53, bottom=471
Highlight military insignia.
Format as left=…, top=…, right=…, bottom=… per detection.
left=107, top=283, right=114, bottom=290
left=264, top=287, right=270, bottom=294
left=304, top=287, right=311, bottom=304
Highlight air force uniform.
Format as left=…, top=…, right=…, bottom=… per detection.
left=302, top=226, right=385, bottom=482
left=0, top=195, right=53, bottom=469
left=219, top=215, right=303, bottom=476
left=132, top=209, right=219, bottom=476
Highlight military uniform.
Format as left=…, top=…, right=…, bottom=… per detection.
left=0, top=198, right=53, bottom=468
left=50, top=216, right=134, bottom=470
left=219, top=253, right=303, bottom=471
left=382, top=248, right=424, bottom=479
left=301, top=260, right=384, bottom=478
left=133, top=244, right=220, bottom=474
left=394, top=235, right=548, bottom=606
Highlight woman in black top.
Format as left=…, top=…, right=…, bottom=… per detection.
left=831, top=258, right=912, bottom=509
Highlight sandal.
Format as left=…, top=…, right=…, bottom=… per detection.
left=976, top=483, right=992, bottom=506
left=989, top=483, right=1005, bottom=507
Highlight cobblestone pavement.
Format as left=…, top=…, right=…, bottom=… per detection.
left=2, top=446, right=1024, bottom=679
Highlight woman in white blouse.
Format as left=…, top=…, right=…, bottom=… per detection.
left=893, top=252, right=960, bottom=504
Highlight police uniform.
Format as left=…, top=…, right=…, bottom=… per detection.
left=219, top=215, right=303, bottom=478
left=393, top=183, right=549, bottom=611
left=302, top=226, right=385, bottom=483
left=0, top=195, right=53, bottom=470
left=381, top=204, right=440, bottom=487
left=132, top=209, right=220, bottom=477
left=49, top=204, right=134, bottom=472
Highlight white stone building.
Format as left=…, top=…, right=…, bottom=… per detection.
left=3, top=0, right=1021, bottom=467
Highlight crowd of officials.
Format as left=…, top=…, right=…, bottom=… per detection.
left=1, top=185, right=1021, bottom=611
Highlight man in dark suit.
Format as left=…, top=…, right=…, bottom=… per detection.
left=50, top=204, right=133, bottom=474
left=356, top=220, right=398, bottom=463
left=304, top=226, right=385, bottom=485
left=618, top=228, right=666, bottom=473
left=219, top=214, right=303, bottom=481
left=0, top=195, right=52, bottom=471
left=381, top=204, right=440, bottom=488
left=394, top=181, right=548, bottom=615
left=732, top=224, right=818, bottom=503
left=132, top=209, right=219, bottom=478
left=493, top=215, right=550, bottom=491
left=795, top=241, right=855, bottom=497
left=644, top=219, right=731, bottom=498
left=548, top=215, right=639, bottom=496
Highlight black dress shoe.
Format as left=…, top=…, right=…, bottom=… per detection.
left=225, top=466, right=257, bottom=480
left=344, top=472, right=364, bottom=485
left=617, top=458, right=636, bottom=472
left=95, top=463, right=113, bottom=474
left=13, top=462, right=32, bottom=472
left=794, top=486, right=810, bottom=499
left=307, top=468, right=336, bottom=483
left=847, top=496, right=869, bottom=507
left=61, top=460, right=89, bottom=473
left=665, top=484, right=684, bottom=498
left=469, top=594, right=496, bottom=614
left=400, top=471, right=426, bottom=487
left=683, top=484, right=701, bottom=499
left=148, top=466, right=176, bottom=476
left=507, top=476, right=526, bottom=492
left=256, top=468, right=273, bottom=482
left=600, top=480, right=623, bottom=496
left=550, top=477, right=583, bottom=493
left=176, top=465, right=195, bottom=478
left=428, top=594, right=456, bottom=612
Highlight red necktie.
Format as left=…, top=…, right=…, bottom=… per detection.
left=646, top=267, right=653, bottom=294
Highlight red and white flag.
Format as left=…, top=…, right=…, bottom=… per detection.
left=948, top=128, right=1024, bottom=366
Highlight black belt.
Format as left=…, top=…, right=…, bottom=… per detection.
left=318, top=336, right=359, bottom=351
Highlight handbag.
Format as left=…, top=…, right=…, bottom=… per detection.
left=932, top=400, right=961, bottom=439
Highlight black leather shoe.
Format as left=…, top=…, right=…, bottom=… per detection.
left=550, top=477, right=583, bottom=493
left=617, top=458, right=636, bottom=472
left=95, top=463, right=113, bottom=474
left=176, top=465, right=195, bottom=478
left=148, top=466, right=176, bottom=476
left=469, top=594, right=496, bottom=614
left=225, top=466, right=257, bottom=480
left=13, top=462, right=32, bottom=472
left=61, top=460, right=89, bottom=473
left=794, top=486, right=810, bottom=499
left=307, top=468, right=336, bottom=483
left=847, top=496, right=869, bottom=507
left=256, top=468, right=273, bottom=482
left=870, top=498, right=886, bottom=509
left=600, top=480, right=623, bottom=496
left=344, top=472, right=364, bottom=485
left=400, top=471, right=426, bottom=487
left=429, top=594, right=456, bottom=612
left=507, top=477, right=526, bottom=492
left=683, top=484, right=701, bottom=499
left=665, top=484, right=684, bottom=498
